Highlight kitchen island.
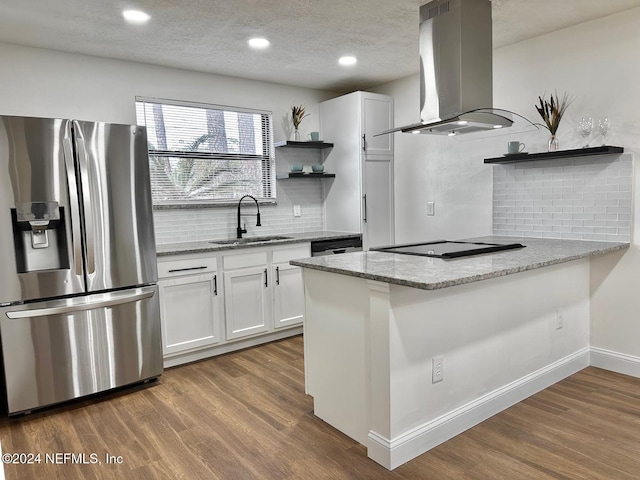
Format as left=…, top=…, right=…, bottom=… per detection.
left=291, top=236, right=628, bottom=470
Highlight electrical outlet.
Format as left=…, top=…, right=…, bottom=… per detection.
left=293, top=205, right=301, bottom=217
left=427, top=201, right=435, bottom=216
left=555, top=309, right=564, bottom=330
left=432, top=355, right=444, bottom=383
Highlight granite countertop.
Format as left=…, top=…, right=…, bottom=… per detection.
left=290, top=236, right=629, bottom=291
left=156, top=230, right=361, bottom=257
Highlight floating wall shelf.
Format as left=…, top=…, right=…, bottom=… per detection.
left=484, top=146, right=624, bottom=164
left=275, top=141, right=334, bottom=149
left=276, top=172, right=336, bottom=179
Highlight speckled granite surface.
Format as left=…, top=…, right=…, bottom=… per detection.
left=290, top=236, right=629, bottom=291
left=156, top=231, right=361, bottom=257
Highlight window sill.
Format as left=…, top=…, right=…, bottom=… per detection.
left=153, top=200, right=277, bottom=210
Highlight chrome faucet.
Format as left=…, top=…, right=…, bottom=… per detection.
left=237, top=195, right=261, bottom=239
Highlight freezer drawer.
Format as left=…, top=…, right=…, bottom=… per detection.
left=0, top=286, right=162, bottom=415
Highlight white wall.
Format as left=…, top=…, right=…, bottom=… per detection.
left=377, top=7, right=640, bottom=365
left=0, top=42, right=334, bottom=138
left=373, top=75, right=495, bottom=243
left=496, top=8, right=640, bottom=366
left=0, top=42, right=337, bottom=244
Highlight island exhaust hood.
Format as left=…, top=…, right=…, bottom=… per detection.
left=379, top=0, right=514, bottom=137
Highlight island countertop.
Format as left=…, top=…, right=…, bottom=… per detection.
left=290, top=236, right=629, bottom=290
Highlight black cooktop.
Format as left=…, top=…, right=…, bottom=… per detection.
left=372, top=240, right=525, bottom=259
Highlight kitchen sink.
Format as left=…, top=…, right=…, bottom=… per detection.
left=209, top=235, right=293, bottom=245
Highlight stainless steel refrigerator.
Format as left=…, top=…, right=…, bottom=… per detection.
left=0, top=116, right=163, bottom=415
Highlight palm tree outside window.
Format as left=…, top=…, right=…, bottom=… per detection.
left=135, top=97, right=275, bottom=204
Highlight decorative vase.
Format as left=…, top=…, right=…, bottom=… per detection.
left=293, top=129, right=300, bottom=141
left=548, top=134, right=559, bottom=152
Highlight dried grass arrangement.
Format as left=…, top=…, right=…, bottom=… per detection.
left=535, top=91, right=572, bottom=135
left=291, top=105, right=309, bottom=130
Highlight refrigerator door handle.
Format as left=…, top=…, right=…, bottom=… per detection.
left=73, top=122, right=95, bottom=275
left=63, top=128, right=84, bottom=277
left=5, top=287, right=155, bottom=319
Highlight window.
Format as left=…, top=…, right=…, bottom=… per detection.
left=135, top=97, right=275, bottom=204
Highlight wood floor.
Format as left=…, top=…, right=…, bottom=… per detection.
left=2, top=335, right=640, bottom=479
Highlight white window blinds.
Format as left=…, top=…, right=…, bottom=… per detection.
left=135, top=97, right=275, bottom=204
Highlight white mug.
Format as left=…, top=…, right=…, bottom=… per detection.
left=507, top=141, right=525, bottom=154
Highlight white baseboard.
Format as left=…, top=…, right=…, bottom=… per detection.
left=367, top=348, right=590, bottom=470
left=590, top=347, right=640, bottom=378
left=0, top=437, right=5, bottom=480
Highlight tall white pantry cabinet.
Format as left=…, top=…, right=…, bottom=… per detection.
left=319, top=91, right=394, bottom=250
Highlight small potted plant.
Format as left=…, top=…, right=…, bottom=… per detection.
left=291, top=104, right=309, bottom=141
left=535, top=91, right=572, bottom=151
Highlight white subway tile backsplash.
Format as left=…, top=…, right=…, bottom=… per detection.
left=493, top=154, right=632, bottom=242
left=582, top=234, right=608, bottom=241
left=153, top=178, right=325, bottom=245
left=560, top=233, right=583, bottom=240
left=583, top=206, right=607, bottom=214
left=543, top=207, right=564, bottom=213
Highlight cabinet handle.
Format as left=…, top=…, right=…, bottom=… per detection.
left=168, top=266, right=207, bottom=273
left=264, top=268, right=268, bottom=287
left=362, top=194, right=368, bottom=223
left=276, top=266, right=280, bottom=285
left=362, top=134, right=366, bottom=152
left=213, top=274, right=217, bottom=296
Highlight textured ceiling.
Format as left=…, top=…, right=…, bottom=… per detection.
left=1, top=0, right=640, bottom=93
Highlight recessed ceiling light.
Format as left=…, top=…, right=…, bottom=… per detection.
left=493, top=125, right=504, bottom=129
left=248, top=37, right=270, bottom=49
left=123, top=10, right=150, bottom=24
left=338, top=56, right=357, bottom=66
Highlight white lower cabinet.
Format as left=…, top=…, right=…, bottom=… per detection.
left=272, top=246, right=307, bottom=329
left=158, top=243, right=309, bottom=365
left=223, top=244, right=309, bottom=340
left=223, top=251, right=271, bottom=340
left=157, top=255, right=220, bottom=356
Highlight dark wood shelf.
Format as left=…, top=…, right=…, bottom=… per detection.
left=275, top=140, right=333, bottom=149
left=276, top=172, right=336, bottom=179
left=484, top=145, right=624, bottom=164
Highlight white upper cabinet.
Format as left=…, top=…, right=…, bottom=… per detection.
left=362, top=94, right=394, bottom=157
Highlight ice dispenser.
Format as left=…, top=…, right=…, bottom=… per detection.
left=11, top=201, right=70, bottom=273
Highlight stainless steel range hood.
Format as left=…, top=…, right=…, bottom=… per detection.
left=379, top=0, right=514, bottom=136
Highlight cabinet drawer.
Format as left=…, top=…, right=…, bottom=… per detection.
left=272, top=244, right=311, bottom=263
left=223, top=250, right=268, bottom=270
left=158, top=256, right=217, bottom=278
